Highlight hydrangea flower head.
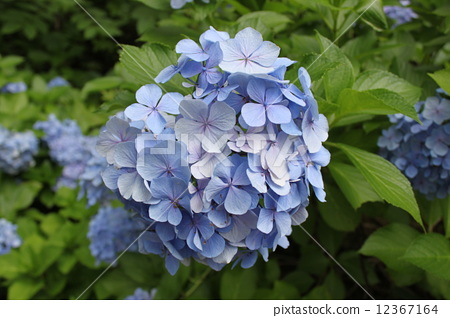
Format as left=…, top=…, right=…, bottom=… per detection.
left=0, top=218, right=22, bottom=255
left=0, top=125, right=38, bottom=174
left=379, top=90, right=450, bottom=199
left=98, top=26, right=330, bottom=274
left=0, top=82, right=27, bottom=94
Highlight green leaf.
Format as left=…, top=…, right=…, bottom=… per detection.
left=41, top=214, right=65, bottom=237
left=360, top=223, right=421, bottom=271
left=119, top=43, right=190, bottom=95
left=357, top=0, right=388, bottom=31
left=318, top=184, right=362, bottom=232
left=271, top=281, right=300, bottom=299
left=57, top=254, right=78, bottom=275
left=336, top=88, right=420, bottom=122
left=402, top=233, right=450, bottom=280
left=81, top=76, right=122, bottom=98
left=8, top=277, right=44, bottom=300
left=237, top=11, right=291, bottom=33
left=328, top=162, right=381, bottom=209
left=315, top=32, right=354, bottom=103
left=133, top=0, right=171, bottom=10
left=220, top=267, right=257, bottom=299
left=353, top=70, right=421, bottom=105
left=34, top=244, right=65, bottom=276
left=329, top=143, right=423, bottom=227
left=298, top=54, right=341, bottom=82
left=0, top=180, right=42, bottom=219
left=429, top=68, right=450, bottom=94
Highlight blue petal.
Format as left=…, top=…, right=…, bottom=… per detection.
left=148, top=200, right=172, bottom=222
left=199, top=233, right=225, bottom=258
left=155, top=222, right=176, bottom=242
left=146, top=111, right=167, bottom=135
left=125, top=103, right=151, bottom=121
left=136, top=84, right=162, bottom=107
left=165, top=254, right=180, bottom=276
left=240, top=251, right=258, bottom=268
left=257, top=208, right=274, bottom=234
left=241, top=103, right=266, bottom=127
left=208, top=101, right=236, bottom=131
left=208, top=205, right=231, bottom=228
left=158, top=93, right=183, bottom=114
left=224, top=186, right=251, bottom=215
left=101, top=165, right=124, bottom=190
left=274, top=211, right=292, bottom=237
left=114, top=142, right=137, bottom=168
left=176, top=39, right=209, bottom=62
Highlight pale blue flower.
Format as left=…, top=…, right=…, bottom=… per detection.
left=241, top=78, right=291, bottom=127
left=205, top=155, right=258, bottom=215
left=148, top=177, right=191, bottom=225
left=125, top=84, right=183, bottom=134
left=137, top=140, right=191, bottom=182
left=422, top=96, right=450, bottom=125
left=175, top=99, right=235, bottom=151
left=219, top=27, right=280, bottom=74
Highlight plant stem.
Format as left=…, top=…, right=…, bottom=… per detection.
left=181, top=268, right=212, bottom=299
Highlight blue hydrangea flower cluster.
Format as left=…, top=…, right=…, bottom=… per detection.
left=0, top=125, right=38, bottom=175
left=98, top=27, right=330, bottom=274
left=0, top=218, right=22, bottom=255
left=0, top=82, right=27, bottom=94
left=124, top=288, right=156, bottom=300
left=170, top=0, right=209, bottom=9
left=88, top=206, right=143, bottom=264
left=47, top=76, right=70, bottom=88
left=379, top=90, right=450, bottom=199
left=34, top=114, right=112, bottom=206
left=384, top=0, right=418, bottom=28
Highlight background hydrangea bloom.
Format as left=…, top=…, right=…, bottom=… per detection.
left=0, top=81, right=27, bottom=94
left=47, top=76, right=70, bottom=88
left=98, top=26, right=330, bottom=274
left=379, top=90, right=450, bottom=199
left=88, top=206, right=142, bottom=264
left=0, top=218, right=22, bottom=255
left=35, top=115, right=112, bottom=206
left=384, top=0, right=418, bottom=28
left=170, top=0, right=209, bottom=9
left=124, top=288, right=156, bottom=300
left=0, top=125, right=38, bottom=175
